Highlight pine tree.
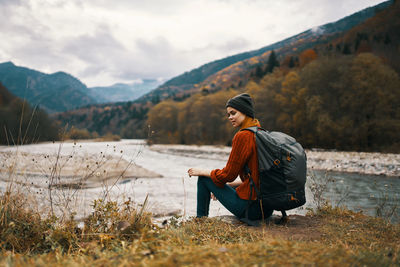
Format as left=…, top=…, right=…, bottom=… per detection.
left=266, top=50, right=280, bottom=73
left=342, top=43, right=352, bottom=54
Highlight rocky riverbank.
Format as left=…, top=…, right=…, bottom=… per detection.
left=149, top=144, right=400, bottom=177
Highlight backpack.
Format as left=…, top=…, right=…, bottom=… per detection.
left=242, top=126, right=307, bottom=224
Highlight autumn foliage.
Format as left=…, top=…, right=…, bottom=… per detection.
left=147, top=53, right=400, bottom=152
left=147, top=91, right=237, bottom=145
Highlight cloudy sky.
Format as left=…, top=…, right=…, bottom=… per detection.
left=0, top=0, right=386, bottom=87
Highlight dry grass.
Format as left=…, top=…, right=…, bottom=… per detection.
left=0, top=192, right=399, bottom=267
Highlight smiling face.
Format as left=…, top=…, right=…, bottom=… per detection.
left=227, top=106, right=246, bottom=128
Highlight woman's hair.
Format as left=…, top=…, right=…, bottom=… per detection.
left=226, top=93, right=255, bottom=118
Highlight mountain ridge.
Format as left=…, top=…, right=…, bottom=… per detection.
left=0, top=62, right=162, bottom=112
left=0, top=62, right=94, bottom=113
left=136, top=0, right=392, bottom=103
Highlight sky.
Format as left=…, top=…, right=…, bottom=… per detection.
left=0, top=0, right=387, bottom=87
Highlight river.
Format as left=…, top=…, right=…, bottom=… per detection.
left=0, top=139, right=399, bottom=222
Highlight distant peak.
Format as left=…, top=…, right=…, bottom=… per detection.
left=50, top=71, right=69, bottom=76
left=0, top=61, right=15, bottom=67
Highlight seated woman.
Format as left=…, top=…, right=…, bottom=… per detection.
left=188, top=93, right=272, bottom=221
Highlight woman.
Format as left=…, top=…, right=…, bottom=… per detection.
left=187, top=93, right=273, bottom=220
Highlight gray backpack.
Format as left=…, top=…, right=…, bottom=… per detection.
left=242, top=126, right=307, bottom=223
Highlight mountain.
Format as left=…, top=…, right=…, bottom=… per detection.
left=193, top=0, right=399, bottom=97
left=0, top=62, right=96, bottom=113
left=142, top=1, right=400, bottom=151
left=137, top=0, right=392, bottom=103
left=87, top=79, right=163, bottom=103
left=54, top=0, right=398, bottom=139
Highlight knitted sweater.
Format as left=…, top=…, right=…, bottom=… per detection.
left=210, top=119, right=260, bottom=200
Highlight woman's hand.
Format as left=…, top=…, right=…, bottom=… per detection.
left=227, top=179, right=243, bottom=188
left=187, top=168, right=211, bottom=177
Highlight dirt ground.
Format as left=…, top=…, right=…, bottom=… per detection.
left=264, top=215, right=323, bottom=241
left=217, top=214, right=323, bottom=241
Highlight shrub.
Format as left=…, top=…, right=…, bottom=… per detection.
left=95, top=132, right=121, bottom=142
left=0, top=192, right=53, bottom=252
left=0, top=190, right=154, bottom=253
left=65, top=127, right=92, bottom=140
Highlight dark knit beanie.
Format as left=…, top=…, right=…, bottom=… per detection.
left=225, top=93, right=255, bottom=118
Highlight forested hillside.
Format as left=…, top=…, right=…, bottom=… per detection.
left=54, top=101, right=149, bottom=139
left=148, top=53, right=400, bottom=152
left=55, top=0, right=400, bottom=152
left=0, top=62, right=96, bottom=113
left=146, top=1, right=400, bottom=152
left=0, top=83, right=59, bottom=145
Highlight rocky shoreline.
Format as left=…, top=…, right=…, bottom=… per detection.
left=306, top=150, right=400, bottom=177
left=149, top=144, right=400, bottom=177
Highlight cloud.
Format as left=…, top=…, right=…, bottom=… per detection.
left=0, top=0, right=387, bottom=87
left=63, top=25, right=125, bottom=64
left=311, top=26, right=324, bottom=35
left=0, top=0, right=23, bottom=6
left=103, top=36, right=188, bottom=82
left=77, top=0, right=189, bottom=15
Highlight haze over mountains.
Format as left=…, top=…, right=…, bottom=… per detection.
left=88, top=79, right=163, bottom=104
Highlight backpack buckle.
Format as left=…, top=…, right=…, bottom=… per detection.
left=287, top=152, right=292, bottom=162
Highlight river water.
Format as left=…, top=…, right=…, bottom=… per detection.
left=311, top=170, right=399, bottom=221
left=0, top=140, right=399, bottom=222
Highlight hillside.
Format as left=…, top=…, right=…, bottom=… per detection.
left=191, top=0, right=399, bottom=97
left=0, top=82, right=59, bottom=144
left=137, top=0, right=392, bottom=103
left=0, top=62, right=96, bottom=113
left=145, top=1, right=400, bottom=152
left=54, top=0, right=399, bottom=147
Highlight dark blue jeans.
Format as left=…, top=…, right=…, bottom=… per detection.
left=197, top=176, right=272, bottom=220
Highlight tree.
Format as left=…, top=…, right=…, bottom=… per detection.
left=254, top=65, right=265, bottom=78
left=298, top=49, right=317, bottom=67
left=342, top=43, right=352, bottom=54
left=266, top=50, right=280, bottom=73
left=344, top=53, right=400, bottom=151
left=146, top=100, right=180, bottom=143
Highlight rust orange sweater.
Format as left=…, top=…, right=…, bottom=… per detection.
left=210, top=119, right=260, bottom=200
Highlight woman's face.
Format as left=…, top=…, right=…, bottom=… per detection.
left=227, top=107, right=246, bottom=128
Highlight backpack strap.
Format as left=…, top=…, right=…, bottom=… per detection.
left=240, top=177, right=259, bottom=227
left=244, top=164, right=260, bottom=197
left=240, top=126, right=265, bottom=134
left=240, top=164, right=265, bottom=227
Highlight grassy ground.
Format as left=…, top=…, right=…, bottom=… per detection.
left=0, top=192, right=399, bottom=267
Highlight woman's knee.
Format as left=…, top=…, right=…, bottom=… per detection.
left=197, top=175, right=208, bottom=185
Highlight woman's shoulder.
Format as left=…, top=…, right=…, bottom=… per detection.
left=233, top=129, right=255, bottom=143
